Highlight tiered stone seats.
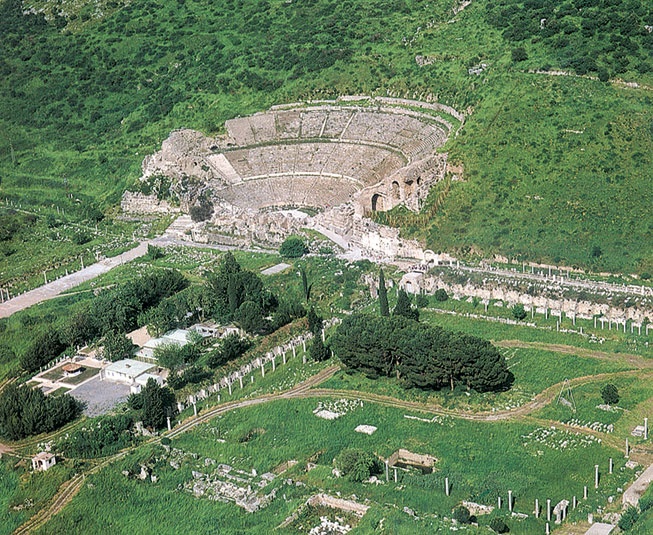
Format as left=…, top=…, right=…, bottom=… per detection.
left=248, top=114, right=277, bottom=143
left=275, top=111, right=302, bottom=140
left=220, top=175, right=358, bottom=210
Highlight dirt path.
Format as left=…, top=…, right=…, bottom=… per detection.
left=10, top=366, right=340, bottom=535
left=0, top=243, right=149, bottom=319
left=495, top=339, right=653, bottom=368
left=11, top=362, right=649, bottom=533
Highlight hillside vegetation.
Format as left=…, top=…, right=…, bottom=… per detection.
left=0, top=0, right=651, bottom=272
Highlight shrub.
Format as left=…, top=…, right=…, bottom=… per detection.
left=279, top=236, right=308, bottom=258
left=452, top=505, right=471, bottom=524
left=511, top=47, right=528, bottom=62
left=618, top=506, right=639, bottom=531
left=434, top=288, right=448, bottom=302
left=511, top=303, right=527, bottom=320
left=601, top=383, right=619, bottom=406
left=73, top=232, right=91, bottom=245
left=489, top=517, right=509, bottom=533
left=335, top=448, right=381, bottom=482
left=189, top=198, right=214, bottom=222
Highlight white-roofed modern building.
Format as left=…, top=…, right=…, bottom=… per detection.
left=100, top=359, right=162, bottom=393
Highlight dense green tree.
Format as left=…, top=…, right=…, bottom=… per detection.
left=0, top=344, right=15, bottom=365
left=206, top=253, right=277, bottom=322
left=332, top=313, right=513, bottom=393
left=398, top=324, right=448, bottom=389
left=618, top=506, right=639, bottom=531
left=330, top=314, right=389, bottom=378
left=20, top=328, right=66, bottom=372
left=0, top=383, right=83, bottom=440
left=434, top=289, right=449, bottom=302
left=271, top=299, right=305, bottom=331
left=63, top=308, right=99, bottom=347
left=309, top=335, right=330, bottom=362
left=279, top=236, right=308, bottom=258
left=167, top=365, right=213, bottom=390
left=128, top=379, right=176, bottom=430
left=457, top=334, right=514, bottom=392
left=300, top=266, right=312, bottom=301
left=56, top=414, right=135, bottom=458
left=154, top=341, right=201, bottom=371
left=236, top=300, right=268, bottom=334
left=335, top=448, right=381, bottom=482
left=378, top=268, right=389, bottom=317
left=207, top=333, right=252, bottom=368
left=307, top=307, right=323, bottom=336
left=393, top=289, right=419, bottom=321
left=100, top=330, right=136, bottom=362
left=601, top=383, right=619, bottom=406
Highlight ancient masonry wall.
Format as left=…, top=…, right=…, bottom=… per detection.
left=120, top=192, right=180, bottom=214
left=401, top=272, right=653, bottom=324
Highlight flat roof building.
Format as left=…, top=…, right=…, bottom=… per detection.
left=100, top=359, right=156, bottom=386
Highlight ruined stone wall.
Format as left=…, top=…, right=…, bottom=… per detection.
left=401, top=272, right=653, bottom=323
left=120, top=192, right=180, bottom=214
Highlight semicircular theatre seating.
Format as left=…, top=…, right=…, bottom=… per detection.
left=223, top=107, right=447, bottom=160
left=221, top=142, right=405, bottom=187
left=219, top=175, right=360, bottom=210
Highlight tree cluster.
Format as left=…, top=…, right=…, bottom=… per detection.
left=56, top=413, right=136, bottom=458
left=486, top=0, right=652, bottom=77
left=20, top=269, right=189, bottom=372
left=331, top=314, right=514, bottom=393
left=204, top=252, right=304, bottom=334
left=127, top=379, right=176, bottom=430
left=206, top=333, right=252, bottom=368
left=0, top=383, right=83, bottom=440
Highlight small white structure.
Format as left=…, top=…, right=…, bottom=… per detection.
left=131, top=372, right=164, bottom=394
left=137, top=329, right=191, bottom=360
left=32, top=452, right=56, bottom=471
left=354, top=425, right=377, bottom=435
left=100, top=359, right=156, bottom=387
left=632, top=425, right=646, bottom=437
left=191, top=322, right=242, bottom=339
left=191, top=321, right=221, bottom=338
left=61, top=363, right=83, bottom=378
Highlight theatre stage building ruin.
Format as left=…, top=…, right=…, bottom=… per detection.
left=123, top=97, right=463, bottom=261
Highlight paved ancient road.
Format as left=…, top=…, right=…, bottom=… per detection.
left=0, top=242, right=149, bottom=319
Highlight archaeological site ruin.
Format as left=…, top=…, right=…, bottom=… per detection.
left=123, top=97, right=463, bottom=260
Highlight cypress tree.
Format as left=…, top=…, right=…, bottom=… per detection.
left=378, top=269, right=389, bottom=317
left=393, top=289, right=419, bottom=321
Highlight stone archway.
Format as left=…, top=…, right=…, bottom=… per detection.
left=371, top=193, right=385, bottom=212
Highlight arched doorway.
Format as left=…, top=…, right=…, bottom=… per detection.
left=371, top=193, right=384, bottom=212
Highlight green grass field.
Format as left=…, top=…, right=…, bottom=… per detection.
left=0, top=459, right=73, bottom=535
left=36, top=398, right=633, bottom=534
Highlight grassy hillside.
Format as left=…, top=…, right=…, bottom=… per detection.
left=0, top=0, right=651, bottom=272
